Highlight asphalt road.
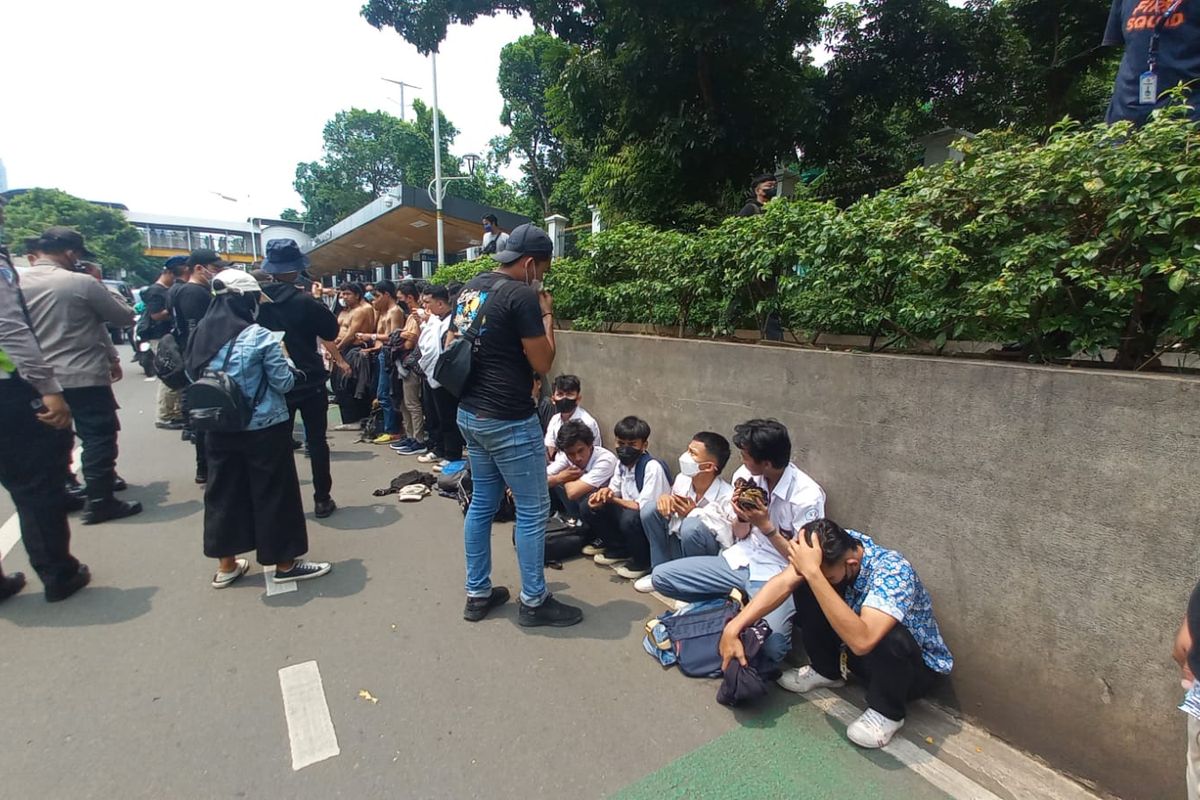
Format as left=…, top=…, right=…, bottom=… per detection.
left=0, top=375, right=966, bottom=799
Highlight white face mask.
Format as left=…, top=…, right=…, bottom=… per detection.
left=678, top=452, right=701, bottom=477
left=524, top=260, right=543, bottom=293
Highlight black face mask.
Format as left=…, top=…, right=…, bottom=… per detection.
left=616, top=445, right=643, bottom=466
left=554, top=397, right=578, bottom=414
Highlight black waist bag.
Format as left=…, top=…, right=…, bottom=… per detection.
left=184, top=338, right=265, bottom=433
left=434, top=291, right=493, bottom=397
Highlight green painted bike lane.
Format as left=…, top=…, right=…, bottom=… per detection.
left=612, top=694, right=954, bottom=800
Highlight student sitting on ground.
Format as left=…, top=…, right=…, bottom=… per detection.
left=720, top=517, right=953, bottom=749
left=634, top=431, right=735, bottom=593
left=581, top=416, right=671, bottom=581
left=544, top=374, right=602, bottom=460
left=547, top=420, right=618, bottom=524
left=651, top=419, right=825, bottom=666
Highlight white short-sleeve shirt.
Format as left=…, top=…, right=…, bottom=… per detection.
left=720, top=463, right=826, bottom=581
left=547, top=445, right=618, bottom=490
left=545, top=406, right=603, bottom=452
left=667, top=473, right=734, bottom=534
left=608, top=456, right=672, bottom=512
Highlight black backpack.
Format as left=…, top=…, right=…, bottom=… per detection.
left=183, top=335, right=265, bottom=432
left=153, top=333, right=190, bottom=390
left=454, top=466, right=516, bottom=523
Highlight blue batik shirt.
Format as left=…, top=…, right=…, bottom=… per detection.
left=845, top=530, right=954, bottom=674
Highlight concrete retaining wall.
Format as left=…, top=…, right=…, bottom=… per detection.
left=557, top=330, right=1198, bottom=799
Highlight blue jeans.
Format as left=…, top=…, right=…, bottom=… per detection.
left=652, top=556, right=795, bottom=664
left=457, top=408, right=549, bottom=606
left=376, top=350, right=399, bottom=434
left=640, top=505, right=721, bottom=567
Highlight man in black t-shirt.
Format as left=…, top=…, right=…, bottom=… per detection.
left=1103, top=0, right=1200, bottom=125
left=258, top=239, right=342, bottom=519
left=141, top=256, right=189, bottom=428
left=453, top=224, right=582, bottom=628
left=175, top=249, right=225, bottom=484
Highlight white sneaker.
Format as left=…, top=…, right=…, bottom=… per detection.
left=633, top=575, right=655, bottom=593
left=614, top=564, right=649, bottom=580
left=593, top=552, right=628, bottom=566
left=417, top=452, right=439, bottom=464
left=846, top=708, right=904, bottom=749
left=777, top=665, right=845, bottom=695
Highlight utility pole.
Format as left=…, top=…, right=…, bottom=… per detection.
left=430, top=53, right=445, bottom=266
left=381, top=77, right=421, bottom=122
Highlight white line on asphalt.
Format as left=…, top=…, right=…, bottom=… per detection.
left=142, top=377, right=155, bottom=382
left=807, top=689, right=1005, bottom=800
left=278, top=661, right=340, bottom=770
left=263, top=566, right=297, bottom=596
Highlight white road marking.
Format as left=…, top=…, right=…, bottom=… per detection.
left=142, top=377, right=156, bottom=382
left=807, top=688, right=1005, bottom=800
left=263, top=566, right=297, bottom=596
left=1, top=445, right=85, bottom=560
left=278, top=661, right=340, bottom=770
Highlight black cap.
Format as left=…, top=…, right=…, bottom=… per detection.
left=164, top=255, right=189, bottom=269
left=493, top=223, right=554, bottom=264
left=40, top=226, right=95, bottom=258
left=262, top=238, right=310, bottom=274
left=751, top=173, right=776, bottom=190
left=186, top=248, right=230, bottom=268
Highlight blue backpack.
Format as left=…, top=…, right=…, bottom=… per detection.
left=643, top=589, right=747, bottom=677
left=634, top=452, right=673, bottom=492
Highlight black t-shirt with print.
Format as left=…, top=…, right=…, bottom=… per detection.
left=454, top=270, right=544, bottom=421
left=1104, top=0, right=1200, bottom=124
left=138, top=282, right=171, bottom=339
left=171, top=282, right=213, bottom=349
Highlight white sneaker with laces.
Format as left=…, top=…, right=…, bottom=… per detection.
left=846, top=708, right=904, bottom=749
left=614, top=564, right=649, bottom=580
left=633, top=574, right=655, bottom=593
left=776, top=665, right=845, bottom=695
left=417, top=452, right=439, bottom=464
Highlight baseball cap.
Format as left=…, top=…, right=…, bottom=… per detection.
left=212, top=268, right=272, bottom=302
left=493, top=223, right=554, bottom=264
left=261, top=238, right=310, bottom=274
left=163, top=255, right=189, bottom=269
left=40, top=226, right=95, bottom=258
left=187, top=248, right=230, bottom=269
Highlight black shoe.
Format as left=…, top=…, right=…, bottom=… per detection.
left=64, top=494, right=85, bottom=512
left=45, top=564, right=90, bottom=602
left=0, top=571, right=26, bottom=602
left=81, top=498, right=143, bottom=525
left=113, top=475, right=127, bottom=492
left=155, top=420, right=184, bottom=430
left=292, top=438, right=304, bottom=450
left=195, top=469, right=208, bottom=485
left=464, top=587, right=510, bottom=622
left=314, top=498, right=337, bottom=519
left=518, top=594, right=583, bottom=628
left=66, top=482, right=86, bottom=501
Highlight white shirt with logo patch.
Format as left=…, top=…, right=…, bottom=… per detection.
left=720, top=463, right=826, bottom=581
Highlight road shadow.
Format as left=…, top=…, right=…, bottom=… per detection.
left=328, top=450, right=374, bottom=462
left=496, top=585, right=651, bottom=641
left=261, top=557, right=367, bottom=607
left=312, top=504, right=401, bottom=531
left=122, top=481, right=203, bottom=523
left=0, top=585, right=157, bottom=627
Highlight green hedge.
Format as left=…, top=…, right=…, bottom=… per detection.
left=432, top=106, right=1200, bottom=368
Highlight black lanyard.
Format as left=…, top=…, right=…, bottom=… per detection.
left=1148, top=0, right=1186, bottom=72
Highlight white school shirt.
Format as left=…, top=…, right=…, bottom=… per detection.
left=544, top=406, right=603, bottom=451
left=720, top=463, right=826, bottom=582
left=547, top=445, right=618, bottom=490
left=667, top=472, right=734, bottom=537
left=417, top=313, right=452, bottom=389
left=608, top=456, right=672, bottom=512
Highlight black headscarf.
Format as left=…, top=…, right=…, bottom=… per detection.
left=184, top=292, right=258, bottom=378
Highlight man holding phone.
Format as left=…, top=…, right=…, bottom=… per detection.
left=0, top=220, right=90, bottom=602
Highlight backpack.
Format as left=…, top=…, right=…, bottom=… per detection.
left=453, top=466, right=516, bottom=523
left=433, top=289, right=494, bottom=398
left=543, top=521, right=587, bottom=567
left=358, top=408, right=383, bottom=442
left=643, top=589, right=747, bottom=677
left=634, top=452, right=674, bottom=492
left=183, top=334, right=266, bottom=433
left=153, top=333, right=190, bottom=390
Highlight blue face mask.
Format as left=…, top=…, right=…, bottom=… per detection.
left=364, top=292, right=375, bottom=301
left=483, top=224, right=493, bottom=233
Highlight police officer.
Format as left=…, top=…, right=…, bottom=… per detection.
left=0, top=204, right=90, bottom=602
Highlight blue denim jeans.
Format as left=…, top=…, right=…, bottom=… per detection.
left=376, top=350, right=399, bottom=434
left=639, top=505, right=721, bottom=567
left=457, top=408, right=549, bottom=606
left=651, top=556, right=795, bottom=664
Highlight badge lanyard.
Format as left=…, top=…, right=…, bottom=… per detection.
left=1141, top=0, right=1186, bottom=104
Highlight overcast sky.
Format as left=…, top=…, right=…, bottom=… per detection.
left=0, top=0, right=533, bottom=222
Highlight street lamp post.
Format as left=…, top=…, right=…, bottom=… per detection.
left=431, top=51, right=445, bottom=266
left=381, top=77, right=421, bottom=121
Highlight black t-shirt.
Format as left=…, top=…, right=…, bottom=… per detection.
left=736, top=200, right=763, bottom=217
left=259, top=281, right=340, bottom=394
left=171, top=282, right=213, bottom=349
left=454, top=271, right=544, bottom=420
left=1104, top=0, right=1200, bottom=124
left=138, top=282, right=171, bottom=339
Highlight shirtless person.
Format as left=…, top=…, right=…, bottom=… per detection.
left=331, top=282, right=377, bottom=429
left=356, top=281, right=407, bottom=443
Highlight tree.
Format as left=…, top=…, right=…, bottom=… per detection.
left=362, top=0, right=827, bottom=228
left=490, top=31, right=572, bottom=217
left=293, top=101, right=462, bottom=232
left=3, top=188, right=158, bottom=284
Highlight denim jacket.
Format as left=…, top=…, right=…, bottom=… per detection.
left=207, top=325, right=295, bottom=430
